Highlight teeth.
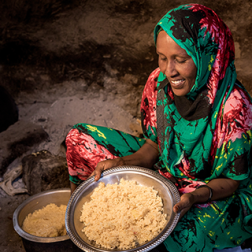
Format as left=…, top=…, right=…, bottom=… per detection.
left=171, top=80, right=184, bottom=84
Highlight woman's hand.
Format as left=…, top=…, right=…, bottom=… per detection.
left=173, top=193, right=195, bottom=219
left=90, top=139, right=159, bottom=181
left=90, top=157, right=125, bottom=181
left=173, top=178, right=240, bottom=219
left=70, top=181, right=78, bottom=194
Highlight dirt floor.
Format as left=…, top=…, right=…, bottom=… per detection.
left=1, top=194, right=29, bottom=252
left=1, top=0, right=252, bottom=251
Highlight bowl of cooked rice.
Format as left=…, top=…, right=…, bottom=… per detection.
left=13, top=188, right=82, bottom=252
left=66, top=166, right=180, bottom=252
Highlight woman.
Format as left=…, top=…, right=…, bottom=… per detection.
left=66, top=4, right=252, bottom=251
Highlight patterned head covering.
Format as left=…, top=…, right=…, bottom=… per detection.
left=154, top=3, right=237, bottom=104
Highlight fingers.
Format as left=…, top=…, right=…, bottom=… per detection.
left=90, top=171, right=94, bottom=177
left=173, top=203, right=187, bottom=220
left=70, top=181, right=78, bottom=194
left=173, top=193, right=194, bottom=219
left=173, top=202, right=182, bottom=213
left=173, top=202, right=187, bottom=214
left=89, top=158, right=125, bottom=182
left=92, top=159, right=114, bottom=181
left=94, top=163, right=104, bottom=181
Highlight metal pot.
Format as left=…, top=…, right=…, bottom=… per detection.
left=13, top=188, right=82, bottom=252
left=66, top=166, right=180, bottom=252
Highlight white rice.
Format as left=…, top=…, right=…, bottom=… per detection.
left=22, top=203, right=67, bottom=237
left=80, top=178, right=167, bottom=250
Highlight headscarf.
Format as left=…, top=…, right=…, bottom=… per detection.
left=152, top=3, right=252, bottom=183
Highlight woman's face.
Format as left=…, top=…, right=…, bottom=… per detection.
left=156, top=31, right=197, bottom=96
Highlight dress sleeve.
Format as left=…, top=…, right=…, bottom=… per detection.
left=140, top=68, right=160, bottom=144
left=212, top=83, right=252, bottom=182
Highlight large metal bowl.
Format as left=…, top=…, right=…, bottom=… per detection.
left=66, top=166, right=180, bottom=252
left=13, top=188, right=82, bottom=252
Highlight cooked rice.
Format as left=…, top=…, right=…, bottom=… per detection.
left=22, top=203, right=67, bottom=237
left=80, top=178, right=167, bottom=250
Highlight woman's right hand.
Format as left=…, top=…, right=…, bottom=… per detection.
left=90, top=139, right=159, bottom=182
left=90, top=157, right=125, bottom=181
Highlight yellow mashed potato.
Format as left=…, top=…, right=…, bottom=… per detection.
left=22, top=203, right=67, bottom=237
left=80, top=178, right=167, bottom=250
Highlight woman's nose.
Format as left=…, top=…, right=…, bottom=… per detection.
left=165, top=60, right=177, bottom=77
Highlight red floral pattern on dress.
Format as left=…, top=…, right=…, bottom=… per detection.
left=66, top=128, right=118, bottom=180
left=140, top=68, right=159, bottom=136
left=212, top=86, right=252, bottom=150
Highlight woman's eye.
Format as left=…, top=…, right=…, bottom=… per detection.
left=175, top=58, right=187, bottom=63
left=176, top=58, right=187, bottom=63
left=159, top=57, right=167, bottom=61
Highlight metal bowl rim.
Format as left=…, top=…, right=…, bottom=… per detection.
left=13, top=188, right=71, bottom=243
left=66, top=166, right=180, bottom=252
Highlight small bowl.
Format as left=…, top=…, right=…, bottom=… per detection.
left=13, top=188, right=82, bottom=252
left=66, top=166, right=180, bottom=252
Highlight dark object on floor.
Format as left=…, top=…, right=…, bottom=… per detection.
left=0, top=86, right=18, bottom=133
left=22, top=150, right=70, bottom=195
left=0, top=120, right=49, bottom=177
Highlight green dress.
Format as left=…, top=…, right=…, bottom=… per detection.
left=149, top=3, right=252, bottom=251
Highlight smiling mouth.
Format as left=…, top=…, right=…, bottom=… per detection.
left=169, top=79, right=185, bottom=88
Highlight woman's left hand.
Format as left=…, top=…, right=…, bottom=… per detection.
left=173, top=193, right=195, bottom=219
left=173, top=178, right=240, bottom=219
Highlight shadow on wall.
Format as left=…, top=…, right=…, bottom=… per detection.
left=0, top=86, right=19, bottom=132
